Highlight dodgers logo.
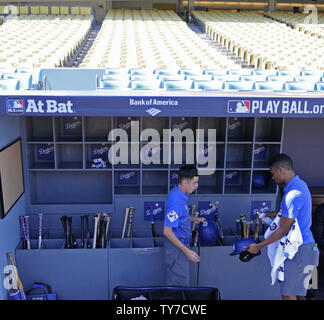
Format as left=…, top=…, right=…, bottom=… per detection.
left=7, top=98, right=24, bottom=114
left=227, top=100, right=250, bottom=113
left=270, top=222, right=277, bottom=231
left=167, top=210, right=178, bottom=223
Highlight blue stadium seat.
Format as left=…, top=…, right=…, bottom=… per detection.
left=181, top=69, right=204, bottom=76
left=194, top=80, right=224, bottom=91
left=267, top=75, right=295, bottom=82
left=285, top=81, right=316, bottom=91
left=102, top=74, right=131, bottom=81
left=185, top=75, right=214, bottom=81
left=99, top=80, right=131, bottom=90
left=301, top=70, right=324, bottom=77
left=294, top=75, right=322, bottom=83
left=0, top=79, right=20, bottom=90
left=224, top=81, right=255, bottom=91
left=154, top=69, right=181, bottom=76
left=204, top=69, right=228, bottom=76
left=254, top=81, right=285, bottom=91
left=129, top=69, right=154, bottom=76
left=131, top=80, right=163, bottom=90
left=278, top=70, right=301, bottom=76
left=252, top=69, right=278, bottom=76
left=228, top=69, right=253, bottom=76
left=315, top=82, right=324, bottom=91
left=240, top=75, right=268, bottom=81
left=131, top=75, right=158, bottom=81
left=158, top=75, right=186, bottom=81
left=104, top=68, right=130, bottom=75
left=213, top=75, right=241, bottom=81
left=164, top=80, right=194, bottom=91
left=2, top=73, right=33, bottom=90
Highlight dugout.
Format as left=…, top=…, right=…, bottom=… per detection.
left=0, top=68, right=323, bottom=300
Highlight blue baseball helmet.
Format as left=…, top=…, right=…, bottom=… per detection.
left=230, top=238, right=260, bottom=255
left=199, top=220, right=219, bottom=244
left=252, top=172, right=269, bottom=189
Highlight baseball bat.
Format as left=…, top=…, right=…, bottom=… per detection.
left=191, top=212, right=200, bottom=247
left=214, top=210, right=225, bottom=245
left=190, top=204, right=196, bottom=219
left=96, top=213, right=102, bottom=248
left=254, top=220, right=260, bottom=241
left=127, top=207, right=134, bottom=238
left=242, top=220, right=247, bottom=238
left=86, top=215, right=91, bottom=248
left=38, top=214, right=43, bottom=249
left=151, top=205, right=156, bottom=238
left=81, top=215, right=85, bottom=248
left=103, top=214, right=111, bottom=248
left=121, top=208, right=129, bottom=238
left=60, top=216, right=69, bottom=249
left=24, top=216, right=31, bottom=250
left=7, top=252, right=26, bottom=300
left=246, top=222, right=251, bottom=238
left=93, top=216, right=99, bottom=249
left=19, top=216, right=27, bottom=250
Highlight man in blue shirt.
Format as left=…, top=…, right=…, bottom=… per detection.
left=163, top=165, right=205, bottom=286
left=246, top=154, right=319, bottom=300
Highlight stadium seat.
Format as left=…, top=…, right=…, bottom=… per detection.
left=0, top=79, right=20, bottom=90
left=51, top=6, right=60, bottom=15
left=60, top=7, right=69, bottom=15
left=155, top=70, right=181, bottom=76
left=315, top=83, right=324, bottom=91
left=254, top=81, right=285, bottom=91
left=204, top=69, right=228, bottom=76
left=164, top=80, right=194, bottom=91
left=80, top=7, right=92, bottom=15
left=131, top=80, right=163, bottom=90
left=104, top=69, right=130, bottom=75
left=195, top=81, right=224, bottom=91
left=185, top=75, right=214, bottom=81
left=228, top=69, right=253, bottom=76
left=285, top=81, right=316, bottom=91
left=71, top=7, right=80, bottom=15
left=30, top=6, right=40, bottom=15
left=158, top=75, right=186, bottom=81
left=102, top=75, right=131, bottom=81
left=181, top=70, right=204, bottom=76
left=224, top=81, right=255, bottom=91
left=19, top=6, right=29, bottom=14
left=294, top=76, right=322, bottom=83
left=240, top=75, right=268, bottom=81
left=2, top=73, right=33, bottom=90
left=267, top=75, right=295, bottom=82
left=213, top=75, right=241, bottom=81
left=99, top=80, right=131, bottom=90
left=252, top=69, right=278, bottom=76
left=39, top=6, right=49, bottom=14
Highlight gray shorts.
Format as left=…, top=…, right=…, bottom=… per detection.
left=280, top=242, right=320, bottom=297
left=164, top=239, right=190, bottom=287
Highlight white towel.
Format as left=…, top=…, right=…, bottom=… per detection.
left=264, top=212, right=303, bottom=285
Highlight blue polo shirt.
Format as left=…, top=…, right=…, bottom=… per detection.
left=164, top=186, right=191, bottom=244
left=280, top=175, right=314, bottom=244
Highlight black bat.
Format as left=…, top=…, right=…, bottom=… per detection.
left=67, top=217, right=77, bottom=249
left=85, top=215, right=91, bottom=248
left=81, top=215, right=85, bottom=248
left=60, top=216, right=69, bottom=249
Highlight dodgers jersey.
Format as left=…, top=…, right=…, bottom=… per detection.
left=164, top=186, right=191, bottom=244
left=281, top=175, right=314, bottom=244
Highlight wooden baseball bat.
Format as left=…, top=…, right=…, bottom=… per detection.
left=7, top=252, right=26, bottom=300
left=246, top=222, right=251, bottom=238
left=127, top=207, right=134, bottom=238
left=190, top=204, right=196, bottom=219
left=254, top=221, right=260, bottom=241
left=121, top=208, right=129, bottom=238
left=242, top=220, right=247, bottom=238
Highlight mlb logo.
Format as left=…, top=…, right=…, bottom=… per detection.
left=227, top=100, right=250, bottom=113
left=7, top=98, right=24, bottom=114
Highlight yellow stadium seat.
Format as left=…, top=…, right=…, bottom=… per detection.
left=39, top=6, right=49, bottom=14
left=19, top=6, right=29, bottom=15
left=0, top=6, right=6, bottom=14
left=71, top=7, right=80, bottom=15
left=51, top=6, right=60, bottom=15
left=30, top=6, right=40, bottom=14
left=80, top=7, right=92, bottom=15
left=60, top=6, right=69, bottom=15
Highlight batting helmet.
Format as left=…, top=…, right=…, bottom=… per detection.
left=252, top=172, right=269, bottom=189
left=199, top=220, right=219, bottom=244
left=230, top=238, right=260, bottom=255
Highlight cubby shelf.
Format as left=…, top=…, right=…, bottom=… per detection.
left=23, top=117, right=283, bottom=204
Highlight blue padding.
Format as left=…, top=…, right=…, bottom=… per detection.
left=99, top=80, right=131, bottom=90
left=164, top=80, right=194, bottom=91
left=254, top=81, right=285, bottom=91
left=102, top=74, right=131, bottom=80
left=315, top=82, right=324, bottom=91
left=213, top=75, right=241, bottom=81
left=181, top=69, right=204, bottom=76
left=285, top=81, right=316, bottom=91
left=154, top=69, right=181, bottom=76
left=267, top=75, right=295, bottom=82
left=2, top=73, right=33, bottom=90
left=240, top=75, right=268, bottom=81
left=252, top=69, right=278, bottom=76
left=185, top=75, right=213, bottom=81
left=0, top=79, right=20, bottom=90
left=224, top=81, right=255, bottom=91
left=195, top=80, right=224, bottom=91
left=131, top=80, right=163, bottom=90
left=104, top=68, right=130, bottom=75
left=228, top=69, right=253, bottom=76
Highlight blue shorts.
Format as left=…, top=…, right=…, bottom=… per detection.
left=280, top=243, right=320, bottom=296
left=164, top=238, right=190, bottom=286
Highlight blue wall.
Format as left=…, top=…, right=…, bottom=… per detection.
left=0, top=116, right=24, bottom=300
